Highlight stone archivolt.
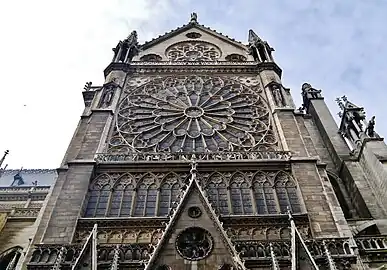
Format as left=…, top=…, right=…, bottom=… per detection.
left=109, top=75, right=277, bottom=154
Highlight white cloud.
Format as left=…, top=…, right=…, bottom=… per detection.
left=0, top=0, right=176, bottom=168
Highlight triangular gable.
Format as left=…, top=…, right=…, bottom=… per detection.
left=140, top=20, right=248, bottom=51
left=144, top=165, right=246, bottom=270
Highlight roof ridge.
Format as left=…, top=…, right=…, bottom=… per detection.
left=1, top=169, right=56, bottom=173
left=140, top=21, right=247, bottom=51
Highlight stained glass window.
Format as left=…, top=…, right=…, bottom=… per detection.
left=95, top=185, right=110, bottom=217
left=145, top=184, right=158, bottom=216
left=204, top=171, right=301, bottom=216
left=134, top=184, right=147, bottom=217
left=109, top=76, right=276, bottom=154
left=109, top=184, right=123, bottom=216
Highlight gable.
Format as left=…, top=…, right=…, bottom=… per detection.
left=134, top=25, right=253, bottom=62
left=154, top=187, right=235, bottom=269
left=149, top=181, right=244, bottom=270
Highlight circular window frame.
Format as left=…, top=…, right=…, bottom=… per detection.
left=185, top=32, right=202, bottom=39
left=188, top=206, right=202, bottom=218
left=175, top=227, right=214, bottom=261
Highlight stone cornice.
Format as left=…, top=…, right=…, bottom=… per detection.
left=104, top=61, right=282, bottom=77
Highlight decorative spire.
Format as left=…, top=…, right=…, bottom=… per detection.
left=190, top=12, right=198, bottom=23
left=335, top=97, right=345, bottom=111
left=0, top=150, right=9, bottom=177
left=248, top=29, right=261, bottom=45
left=0, top=149, right=9, bottom=169
left=248, top=29, right=274, bottom=63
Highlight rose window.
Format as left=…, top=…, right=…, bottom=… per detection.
left=166, top=41, right=221, bottom=61
left=175, top=227, right=213, bottom=260
left=109, top=76, right=277, bottom=153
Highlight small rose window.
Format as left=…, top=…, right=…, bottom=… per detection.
left=175, top=227, right=213, bottom=260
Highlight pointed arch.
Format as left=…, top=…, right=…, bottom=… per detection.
left=252, top=171, right=277, bottom=214
left=273, top=171, right=301, bottom=214
left=133, top=173, right=157, bottom=217
left=326, top=171, right=355, bottom=218
left=229, top=171, right=253, bottom=215
left=0, top=246, right=23, bottom=269
left=85, top=174, right=114, bottom=217
left=204, top=172, right=230, bottom=215
left=158, top=172, right=184, bottom=216
left=110, top=173, right=135, bottom=217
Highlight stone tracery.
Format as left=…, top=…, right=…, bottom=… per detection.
left=201, top=170, right=301, bottom=216
left=109, top=75, right=277, bottom=154
left=166, top=41, right=221, bottom=61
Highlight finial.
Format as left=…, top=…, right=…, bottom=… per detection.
left=190, top=12, right=198, bottom=23
left=335, top=97, right=345, bottom=111
left=341, top=95, right=348, bottom=102
left=83, top=82, right=92, bottom=91
left=0, top=150, right=9, bottom=169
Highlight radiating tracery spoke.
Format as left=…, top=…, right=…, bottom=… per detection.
left=110, top=76, right=277, bottom=153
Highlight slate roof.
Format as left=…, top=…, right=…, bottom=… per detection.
left=0, top=169, right=57, bottom=187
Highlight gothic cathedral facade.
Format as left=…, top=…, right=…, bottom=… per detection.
left=24, top=14, right=387, bottom=270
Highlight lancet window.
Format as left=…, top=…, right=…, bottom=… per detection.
left=203, top=171, right=302, bottom=215
left=84, top=172, right=186, bottom=218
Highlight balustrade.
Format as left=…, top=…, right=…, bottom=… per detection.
left=95, top=151, right=291, bottom=163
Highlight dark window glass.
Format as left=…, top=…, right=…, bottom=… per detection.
left=85, top=190, right=99, bottom=217
left=159, top=183, right=170, bottom=216
left=134, top=184, right=147, bottom=216
left=95, top=185, right=110, bottom=217
left=145, top=184, right=157, bottom=216
left=109, top=185, right=123, bottom=216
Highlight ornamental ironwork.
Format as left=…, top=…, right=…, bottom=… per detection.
left=109, top=76, right=277, bottom=154
left=175, top=227, right=213, bottom=260
left=166, top=41, right=221, bottom=61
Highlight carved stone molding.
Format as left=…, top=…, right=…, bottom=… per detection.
left=103, top=61, right=282, bottom=77
left=96, top=151, right=291, bottom=163
left=74, top=227, right=163, bottom=244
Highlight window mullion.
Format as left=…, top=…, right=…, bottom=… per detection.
left=105, top=188, right=114, bottom=217
left=238, top=186, right=244, bottom=214
left=272, top=184, right=282, bottom=214
left=262, top=185, right=269, bottom=214
left=130, top=189, right=137, bottom=217
left=94, top=190, right=101, bottom=217
left=250, top=185, right=258, bottom=215
left=118, top=187, right=125, bottom=217
left=155, top=187, right=161, bottom=216
left=226, top=185, right=232, bottom=215
left=143, top=188, right=149, bottom=217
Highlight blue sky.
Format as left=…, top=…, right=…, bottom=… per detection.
left=0, top=0, right=386, bottom=168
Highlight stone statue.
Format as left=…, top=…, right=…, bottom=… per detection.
left=125, top=30, right=140, bottom=62
left=301, top=82, right=321, bottom=99
left=271, top=84, right=284, bottom=106
left=100, top=85, right=115, bottom=108
left=365, top=116, right=376, bottom=137
left=190, top=12, right=198, bottom=23
left=126, top=30, right=138, bottom=47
